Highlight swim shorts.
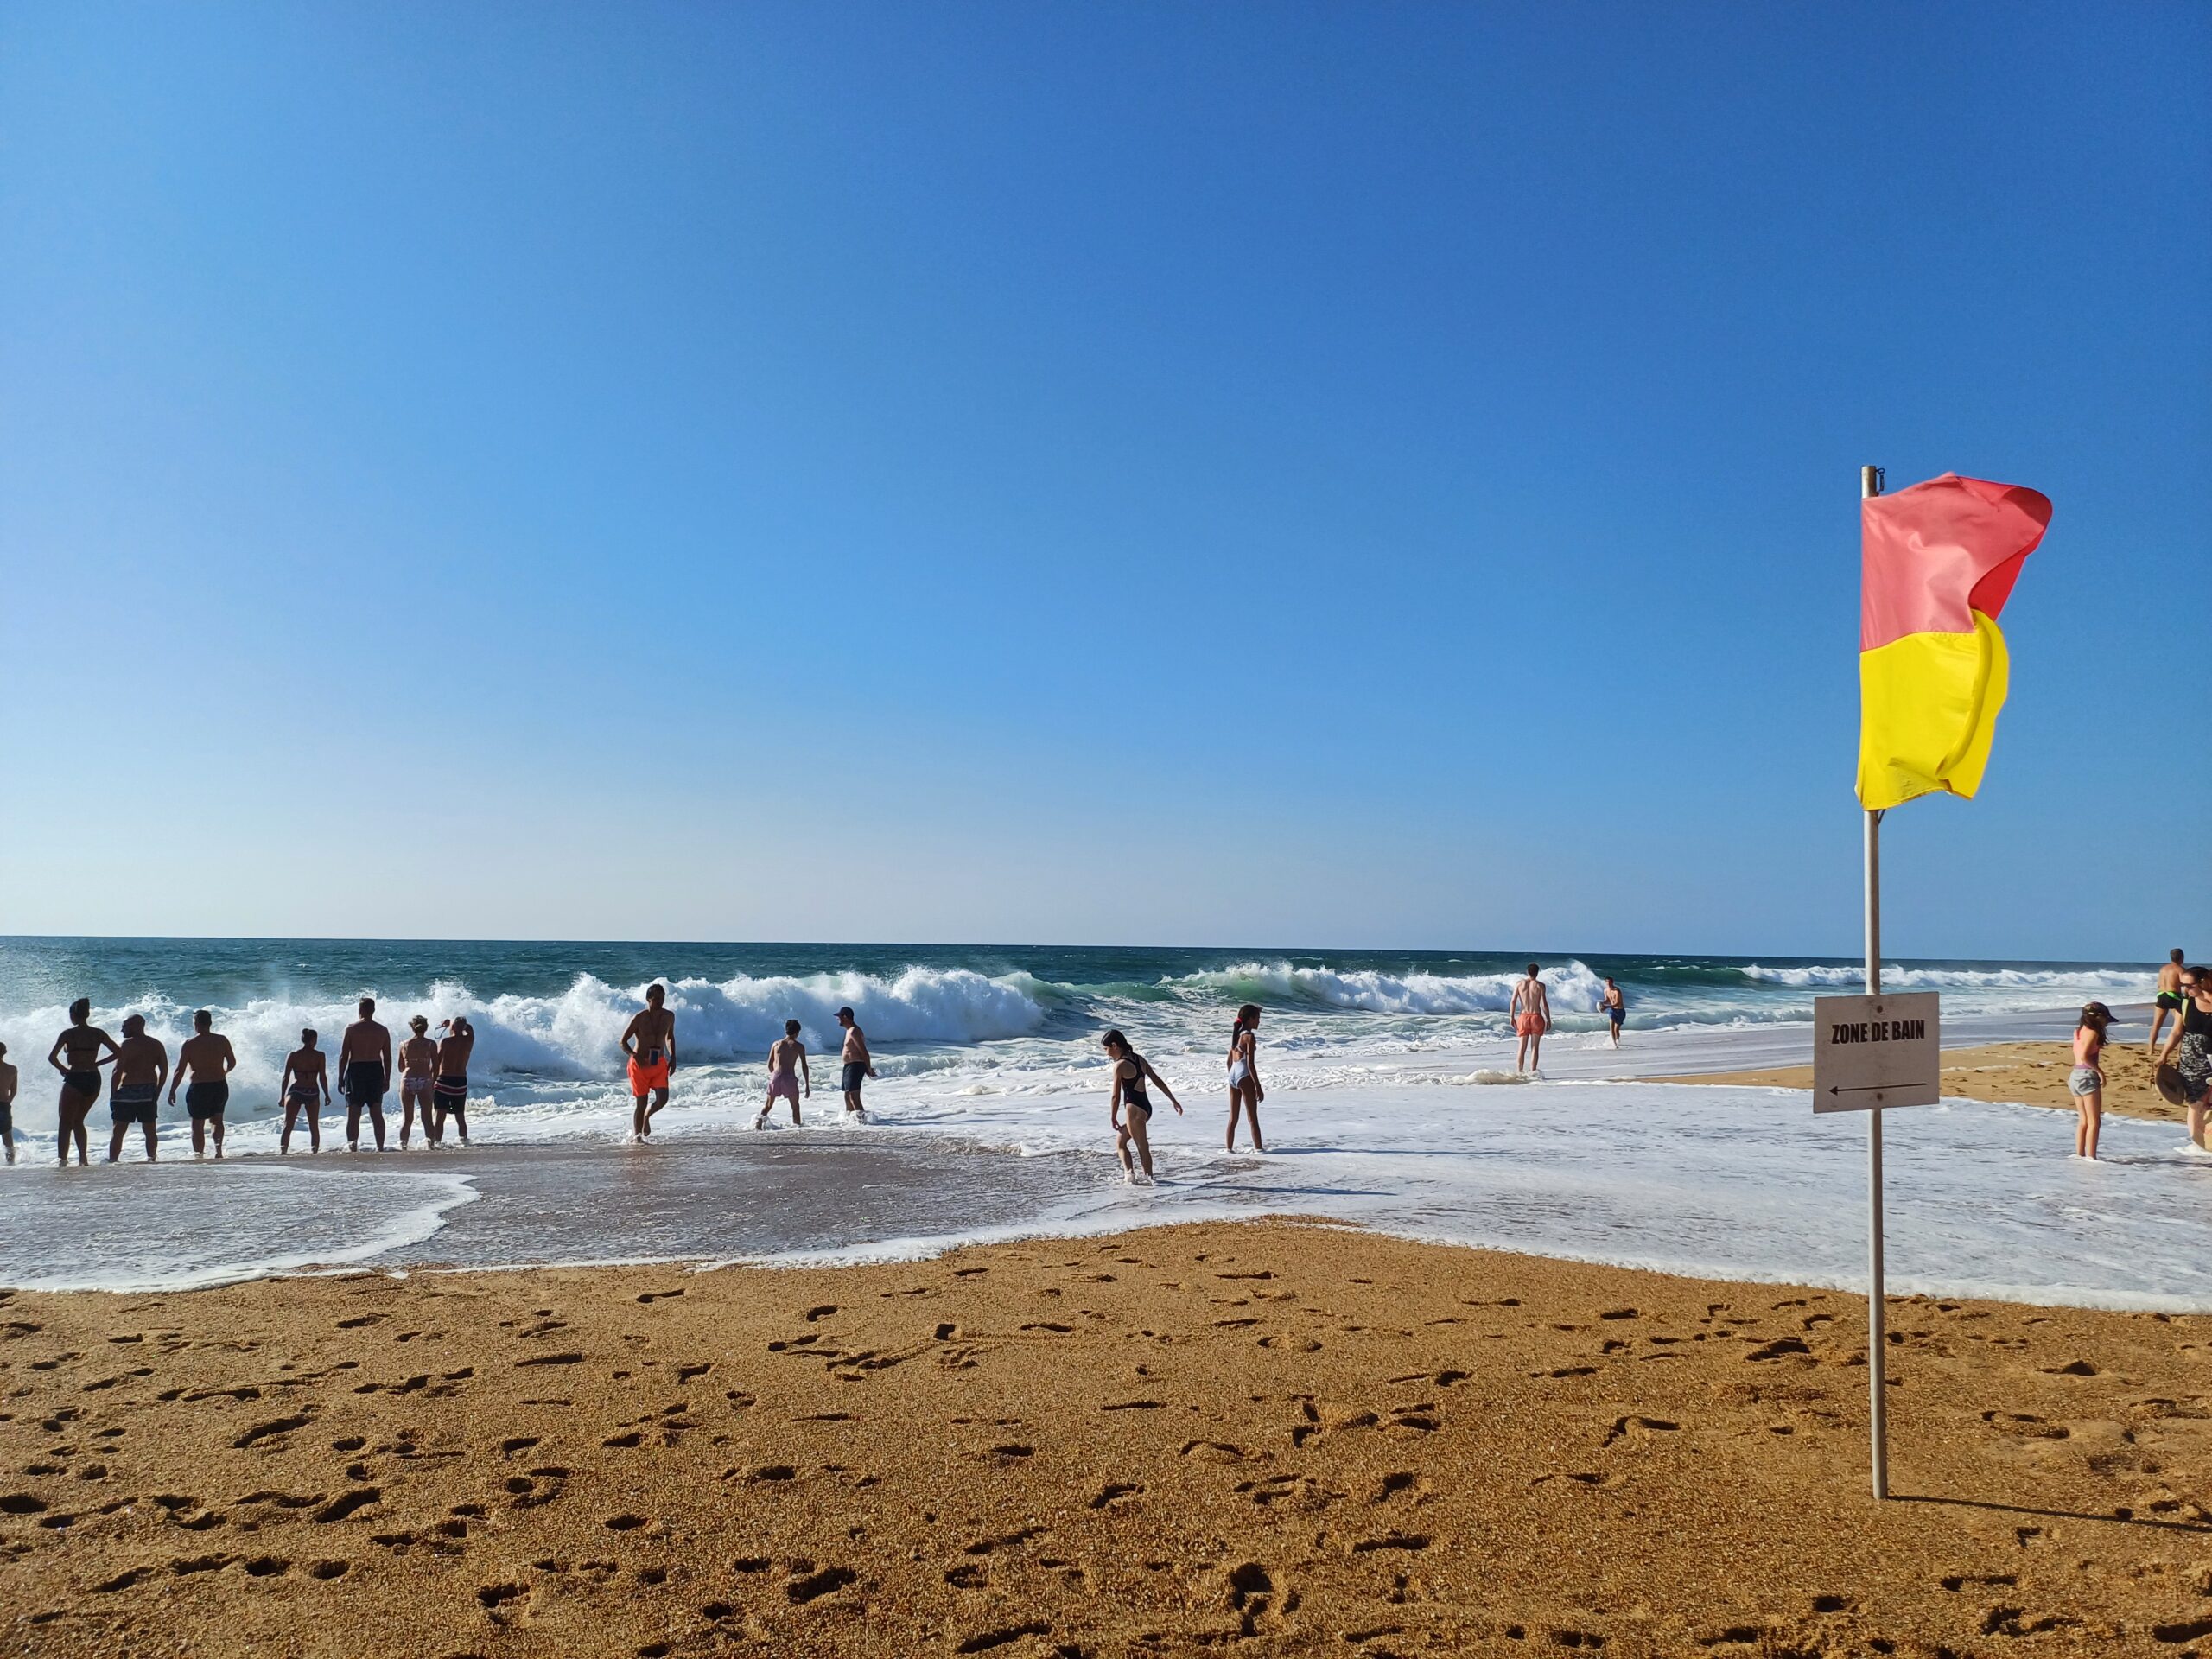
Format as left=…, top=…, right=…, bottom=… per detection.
left=0, top=1097, right=11, bottom=1136
left=1513, top=1013, right=1543, bottom=1037
left=434, top=1073, right=468, bottom=1104
left=2067, top=1065, right=2102, bottom=1098
left=2158, top=992, right=2185, bottom=1011
left=343, top=1062, right=387, bottom=1107
left=841, top=1061, right=868, bottom=1094
left=1607, top=1007, right=1625, bottom=1026
left=628, top=1052, right=670, bottom=1093
left=185, top=1081, right=229, bottom=1120
left=110, top=1084, right=158, bottom=1127
left=768, top=1073, right=800, bottom=1103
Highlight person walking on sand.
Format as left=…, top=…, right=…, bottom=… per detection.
left=2158, top=965, right=2212, bottom=1152
left=1104, top=1028, right=1184, bottom=1184
left=0, top=1044, right=17, bottom=1166
left=836, top=1007, right=874, bottom=1121
left=279, top=1028, right=330, bottom=1154
left=2153, top=949, right=2189, bottom=1057
left=1599, top=976, right=1627, bottom=1048
left=336, top=997, right=391, bottom=1152
left=169, top=1009, right=237, bottom=1160
left=1510, top=963, right=1552, bottom=1075
left=1225, top=1003, right=1264, bottom=1153
left=756, top=1020, right=810, bottom=1128
left=106, top=1014, right=168, bottom=1163
left=2069, top=1001, right=2114, bottom=1160
left=48, top=998, right=118, bottom=1166
left=397, top=1015, right=441, bottom=1149
left=622, top=985, right=677, bottom=1141
left=433, top=1016, right=474, bottom=1147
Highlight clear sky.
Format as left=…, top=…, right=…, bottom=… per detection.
left=2, top=3, right=2205, bottom=957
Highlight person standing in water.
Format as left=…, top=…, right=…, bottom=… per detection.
left=757, top=1020, right=810, bottom=1128
left=105, top=1014, right=168, bottom=1163
left=48, top=998, right=118, bottom=1167
left=836, top=1006, right=874, bottom=1120
left=1510, top=963, right=1552, bottom=1075
left=1225, top=1003, right=1264, bottom=1153
left=2153, top=949, right=2189, bottom=1057
left=0, top=1043, right=17, bottom=1165
left=397, top=1015, right=441, bottom=1149
left=2069, top=1001, right=2113, bottom=1160
left=622, top=985, right=677, bottom=1141
left=2158, top=965, right=2212, bottom=1152
left=1103, top=1027, right=1184, bottom=1184
left=278, top=1028, right=329, bottom=1153
left=434, top=1016, right=475, bottom=1147
left=169, top=1009, right=238, bottom=1160
left=336, top=997, right=392, bottom=1152
left=1599, top=976, right=1627, bottom=1048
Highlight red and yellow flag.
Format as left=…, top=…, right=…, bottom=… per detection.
left=1857, top=473, right=2050, bottom=812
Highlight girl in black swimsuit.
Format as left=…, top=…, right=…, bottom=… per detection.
left=1102, top=1028, right=1184, bottom=1184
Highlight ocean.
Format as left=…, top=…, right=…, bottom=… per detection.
left=1, top=937, right=2195, bottom=1307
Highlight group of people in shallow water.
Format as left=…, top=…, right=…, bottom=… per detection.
left=0, top=967, right=1617, bottom=1174
left=0, top=995, right=480, bottom=1165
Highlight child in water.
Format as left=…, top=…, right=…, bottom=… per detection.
left=2070, top=1001, right=2113, bottom=1160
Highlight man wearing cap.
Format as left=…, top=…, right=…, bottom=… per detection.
left=836, top=1007, right=874, bottom=1121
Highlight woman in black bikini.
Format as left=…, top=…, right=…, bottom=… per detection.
left=46, top=998, right=118, bottom=1168
left=1103, top=1028, right=1184, bottom=1184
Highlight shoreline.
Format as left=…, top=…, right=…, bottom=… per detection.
left=5, top=1218, right=2209, bottom=1656
left=1648, top=1038, right=2183, bottom=1123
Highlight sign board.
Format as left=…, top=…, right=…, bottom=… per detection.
left=1812, top=992, right=1941, bottom=1112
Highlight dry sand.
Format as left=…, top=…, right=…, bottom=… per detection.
left=6, top=1219, right=2212, bottom=1658
left=1657, top=1039, right=2186, bottom=1124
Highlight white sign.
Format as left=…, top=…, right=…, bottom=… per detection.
left=1813, top=992, right=1941, bottom=1112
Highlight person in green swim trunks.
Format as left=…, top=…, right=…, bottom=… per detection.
left=2152, top=948, right=2188, bottom=1057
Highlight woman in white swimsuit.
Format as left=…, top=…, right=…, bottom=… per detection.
left=1225, top=1002, right=1264, bottom=1153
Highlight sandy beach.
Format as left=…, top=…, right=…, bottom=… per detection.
left=7, top=1218, right=2211, bottom=1657
left=1656, top=1039, right=2185, bottom=1124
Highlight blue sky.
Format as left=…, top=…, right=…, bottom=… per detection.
left=2, top=3, right=2205, bottom=957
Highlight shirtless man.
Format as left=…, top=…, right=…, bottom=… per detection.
left=433, top=1016, right=474, bottom=1147
left=836, top=1007, right=874, bottom=1120
left=0, top=1044, right=17, bottom=1165
left=2153, top=949, right=2189, bottom=1057
left=397, top=1015, right=441, bottom=1149
left=621, top=984, right=677, bottom=1141
left=279, top=1028, right=330, bottom=1153
left=756, top=1020, right=810, bottom=1128
left=1510, top=963, right=1552, bottom=1076
left=168, top=1009, right=238, bottom=1160
left=336, top=996, right=392, bottom=1152
left=106, top=1014, right=168, bottom=1163
left=48, top=999, right=118, bottom=1166
left=1599, top=976, right=1627, bottom=1049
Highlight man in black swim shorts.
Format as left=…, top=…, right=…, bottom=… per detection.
left=0, top=1042, right=17, bottom=1165
left=336, top=996, right=392, bottom=1152
left=170, top=1008, right=238, bottom=1160
left=106, top=1014, right=168, bottom=1163
left=836, top=1007, right=874, bottom=1120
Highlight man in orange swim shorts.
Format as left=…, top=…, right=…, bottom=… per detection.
left=621, top=982, right=677, bottom=1141
left=1510, top=963, right=1551, bottom=1077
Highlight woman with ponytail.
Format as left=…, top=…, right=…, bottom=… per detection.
left=1226, top=1003, right=1264, bottom=1153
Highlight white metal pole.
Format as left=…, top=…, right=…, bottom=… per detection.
left=1862, top=461, right=1888, bottom=1501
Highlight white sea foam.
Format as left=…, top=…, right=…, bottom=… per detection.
left=1168, top=959, right=1607, bottom=1015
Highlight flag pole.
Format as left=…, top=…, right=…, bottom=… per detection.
left=1861, top=461, right=1888, bottom=1502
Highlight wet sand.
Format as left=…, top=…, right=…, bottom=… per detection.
left=6, top=1220, right=2212, bottom=1656
left=1657, top=1039, right=2185, bottom=1124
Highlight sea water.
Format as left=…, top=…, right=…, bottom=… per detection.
left=0, top=938, right=2189, bottom=1306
